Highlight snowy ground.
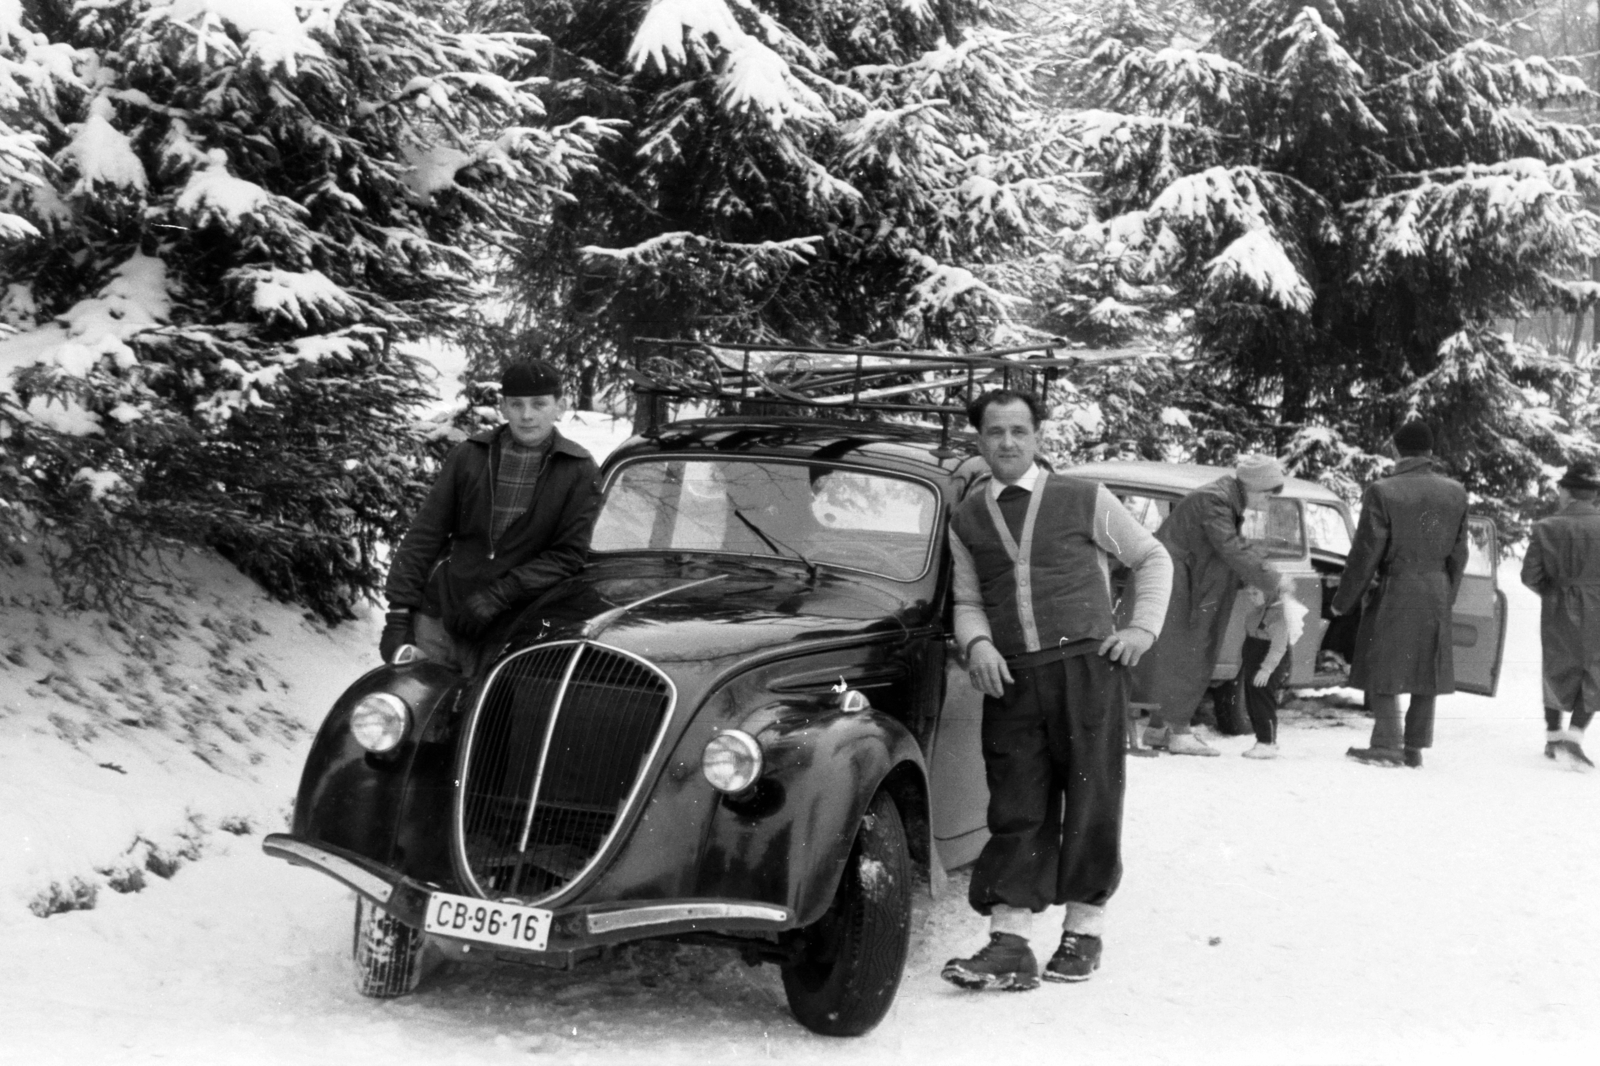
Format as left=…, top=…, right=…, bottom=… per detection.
left=2, top=522, right=1597, bottom=1063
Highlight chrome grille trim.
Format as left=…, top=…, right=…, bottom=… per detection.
left=452, top=640, right=676, bottom=907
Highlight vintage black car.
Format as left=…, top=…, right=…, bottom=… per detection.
left=261, top=343, right=1116, bottom=1035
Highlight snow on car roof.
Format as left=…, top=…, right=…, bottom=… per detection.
left=1060, top=459, right=1345, bottom=505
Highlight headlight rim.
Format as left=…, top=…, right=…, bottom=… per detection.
left=350, top=692, right=411, bottom=754
left=701, top=729, right=764, bottom=794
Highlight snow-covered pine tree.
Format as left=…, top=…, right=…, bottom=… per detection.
left=461, top=0, right=1083, bottom=408
left=1055, top=0, right=1600, bottom=529
left=0, top=0, right=604, bottom=618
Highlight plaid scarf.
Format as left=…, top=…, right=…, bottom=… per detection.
left=492, top=432, right=551, bottom=543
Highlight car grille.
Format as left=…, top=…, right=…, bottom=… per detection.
left=455, top=641, right=674, bottom=903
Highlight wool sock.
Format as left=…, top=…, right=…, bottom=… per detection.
left=989, top=904, right=1033, bottom=938
left=1062, top=902, right=1105, bottom=937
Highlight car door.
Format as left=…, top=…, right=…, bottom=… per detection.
left=1452, top=516, right=1507, bottom=696
left=928, top=646, right=990, bottom=871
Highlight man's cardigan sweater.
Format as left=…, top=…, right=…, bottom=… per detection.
left=950, top=468, right=1172, bottom=660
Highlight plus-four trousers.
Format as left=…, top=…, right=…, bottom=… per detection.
left=968, top=651, right=1127, bottom=915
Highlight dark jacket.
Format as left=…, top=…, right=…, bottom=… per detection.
left=1520, top=499, right=1600, bottom=714
left=1331, top=456, right=1468, bottom=695
left=384, top=426, right=602, bottom=637
left=1131, top=476, right=1278, bottom=718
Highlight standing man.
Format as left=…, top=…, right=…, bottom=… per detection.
left=1520, top=459, right=1600, bottom=771
left=380, top=359, right=602, bottom=675
left=941, top=390, right=1172, bottom=991
left=1134, top=456, right=1290, bottom=756
left=1332, top=420, right=1468, bottom=769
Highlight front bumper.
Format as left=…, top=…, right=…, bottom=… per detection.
left=262, top=834, right=794, bottom=952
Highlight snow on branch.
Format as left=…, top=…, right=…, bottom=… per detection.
left=174, top=149, right=307, bottom=230
left=1204, top=228, right=1313, bottom=312
left=1351, top=158, right=1600, bottom=279
left=580, top=231, right=818, bottom=266
left=0, top=253, right=170, bottom=435
left=58, top=97, right=147, bottom=195
left=152, top=0, right=327, bottom=78
left=628, top=0, right=824, bottom=127
left=232, top=267, right=365, bottom=329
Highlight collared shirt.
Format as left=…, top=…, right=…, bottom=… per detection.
left=987, top=463, right=1043, bottom=501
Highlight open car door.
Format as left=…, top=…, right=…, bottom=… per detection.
left=1453, top=516, right=1507, bottom=696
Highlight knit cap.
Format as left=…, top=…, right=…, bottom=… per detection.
left=1235, top=454, right=1285, bottom=493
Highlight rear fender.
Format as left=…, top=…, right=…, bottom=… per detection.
left=695, top=702, right=927, bottom=926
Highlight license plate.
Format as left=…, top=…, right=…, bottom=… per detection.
left=423, top=891, right=553, bottom=951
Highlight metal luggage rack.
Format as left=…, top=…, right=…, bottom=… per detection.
left=629, top=338, right=1148, bottom=426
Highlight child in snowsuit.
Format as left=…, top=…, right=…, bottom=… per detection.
left=1520, top=459, right=1600, bottom=771
left=1239, top=586, right=1306, bottom=759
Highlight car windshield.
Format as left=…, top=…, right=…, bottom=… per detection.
left=1241, top=497, right=1306, bottom=559
left=591, top=458, right=938, bottom=581
left=1306, top=501, right=1352, bottom=555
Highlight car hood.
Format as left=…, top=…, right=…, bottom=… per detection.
left=500, top=555, right=924, bottom=667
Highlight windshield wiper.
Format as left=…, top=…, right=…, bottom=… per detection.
left=732, top=508, right=818, bottom=582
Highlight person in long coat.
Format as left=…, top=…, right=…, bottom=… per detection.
left=1519, top=459, right=1600, bottom=771
left=1134, top=455, right=1287, bottom=756
left=1331, top=420, right=1468, bottom=769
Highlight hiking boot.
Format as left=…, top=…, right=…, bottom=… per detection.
left=1403, top=747, right=1423, bottom=769
left=1550, top=738, right=1596, bottom=772
left=1043, top=932, right=1103, bottom=983
left=1165, top=732, right=1220, bottom=757
left=1142, top=725, right=1169, bottom=751
left=1241, top=742, right=1279, bottom=760
left=1346, top=746, right=1404, bottom=767
left=941, top=932, right=1039, bottom=992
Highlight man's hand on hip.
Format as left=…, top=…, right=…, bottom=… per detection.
left=1097, top=627, right=1155, bottom=667
left=966, top=641, right=1013, bottom=698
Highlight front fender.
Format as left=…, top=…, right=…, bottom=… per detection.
left=290, top=659, right=465, bottom=879
left=694, top=704, right=925, bottom=926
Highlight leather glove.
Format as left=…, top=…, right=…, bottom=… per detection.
left=379, top=609, right=415, bottom=663
left=455, top=582, right=514, bottom=640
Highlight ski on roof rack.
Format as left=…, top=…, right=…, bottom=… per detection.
left=628, top=338, right=1149, bottom=426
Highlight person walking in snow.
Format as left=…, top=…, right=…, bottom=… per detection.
left=1520, top=459, right=1600, bottom=771
left=941, top=389, right=1172, bottom=991
left=1237, top=585, right=1308, bottom=759
left=1332, top=420, right=1468, bottom=770
left=379, top=359, right=602, bottom=675
left=1133, top=455, right=1290, bottom=756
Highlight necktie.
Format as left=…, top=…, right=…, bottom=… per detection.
left=997, top=485, right=1029, bottom=502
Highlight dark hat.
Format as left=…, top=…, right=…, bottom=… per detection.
left=1558, top=459, right=1600, bottom=491
left=500, top=359, right=562, bottom=397
left=1392, top=419, right=1434, bottom=455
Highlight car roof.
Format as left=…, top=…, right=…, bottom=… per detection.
left=1060, top=459, right=1346, bottom=506
left=605, top=417, right=980, bottom=478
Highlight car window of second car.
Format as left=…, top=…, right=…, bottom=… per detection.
left=590, top=458, right=938, bottom=581
left=1241, top=497, right=1306, bottom=559
left=1306, top=501, right=1353, bottom=556
left=1114, top=492, right=1170, bottom=533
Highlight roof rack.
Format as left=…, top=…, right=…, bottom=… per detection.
left=629, top=338, right=1149, bottom=431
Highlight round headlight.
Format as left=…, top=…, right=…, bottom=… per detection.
left=350, top=693, right=410, bottom=753
left=702, top=730, right=763, bottom=793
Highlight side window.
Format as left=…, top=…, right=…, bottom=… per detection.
left=1242, top=498, right=1306, bottom=559
left=1465, top=516, right=1497, bottom=577
left=1114, top=492, right=1170, bottom=533
left=1306, top=502, right=1353, bottom=555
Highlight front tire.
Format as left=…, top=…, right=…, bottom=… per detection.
left=352, top=896, right=426, bottom=997
left=781, top=791, right=912, bottom=1037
